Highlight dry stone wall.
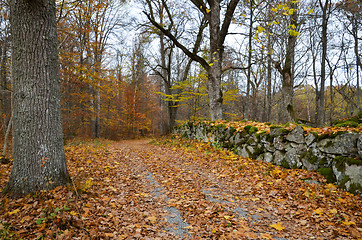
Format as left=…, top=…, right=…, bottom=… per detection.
left=174, top=122, right=362, bottom=194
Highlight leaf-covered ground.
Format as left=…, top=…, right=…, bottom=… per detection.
left=0, top=137, right=361, bottom=239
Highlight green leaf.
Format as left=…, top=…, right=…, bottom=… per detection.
left=35, top=218, right=45, bottom=225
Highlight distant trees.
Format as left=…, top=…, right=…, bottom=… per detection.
left=0, top=0, right=361, bottom=153
left=145, top=0, right=242, bottom=120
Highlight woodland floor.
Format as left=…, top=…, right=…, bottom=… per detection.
left=0, top=137, right=361, bottom=239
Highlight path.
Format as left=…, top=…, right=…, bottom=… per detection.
left=84, top=139, right=360, bottom=239
left=2, top=138, right=359, bottom=239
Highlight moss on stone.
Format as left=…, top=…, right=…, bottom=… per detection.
left=270, top=125, right=290, bottom=135
left=243, top=125, right=258, bottom=135
left=281, top=159, right=290, bottom=169
left=316, top=131, right=347, bottom=141
left=265, top=134, right=274, bottom=143
left=300, top=150, right=318, bottom=165
left=334, top=156, right=362, bottom=172
left=349, top=183, right=362, bottom=194
left=324, top=140, right=334, bottom=148
left=252, top=145, right=264, bottom=158
left=256, top=131, right=266, bottom=142
left=249, top=126, right=258, bottom=134
left=310, top=131, right=318, bottom=138
left=319, top=158, right=328, bottom=166
left=228, top=126, right=236, bottom=133
left=243, top=125, right=252, bottom=133
left=316, top=168, right=336, bottom=183
left=339, top=176, right=350, bottom=189
left=316, top=133, right=330, bottom=141
left=335, top=121, right=359, bottom=128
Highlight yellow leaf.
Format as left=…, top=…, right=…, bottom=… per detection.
left=206, top=8, right=210, bottom=13
left=209, top=63, right=214, bottom=66
left=269, top=222, right=285, bottom=231
left=70, top=211, right=77, bottom=216
left=303, top=190, right=310, bottom=197
left=223, top=215, right=233, bottom=220
left=8, top=209, right=20, bottom=215
left=307, top=9, right=314, bottom=15
left=329, top=208, right=337, bottom=214
left=313, top=208, right=323, bottom=215
left=257, top=25, right=265, bottom=33
left=211, top=228, right=217, bottom=233
left=342, top=221, right=355, bottom=226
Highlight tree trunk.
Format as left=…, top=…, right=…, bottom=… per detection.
left=208, top=1, right=223, bottom=120
left=245, top=0, right=254, bottom=120
left=2, top=112, right=12, bottom=157
left=4, top=0, right=70, bottom=197
left=266, top=42, right=272, bottom=122
left=280, top=2, right=298, bottom=123
left=317, top=0, right=329, bottom=127
left=353, top=17, right=361, bottom=112
left=1, top=40, right=10, bottom=136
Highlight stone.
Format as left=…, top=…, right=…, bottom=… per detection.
left=233, top=132, right=243, bottom=145
left=273, top=136, right=286, bottom=151
left=305, top=133, right=317, bottom=146
left=285, top=148, right=302, bottom=168
left=273, top=150, right=285, bottom=165
left=301, top=157, right=319, bottom=171
left=286, top=126, right=305, bottom=144
left=318, top=133, right=359, bottom=156
left=176, top=122, right=362, bottom=194
left=263, top=142, right=275, bottom=152
left=237, top=146, right=250, bottom=158
left=345, top=164, right=362, bottom=191
left=264, top=152, right=273, bottom=163
left=270, top=127, right=289, bottom=137
left=358, top=135, right=362, bottom=158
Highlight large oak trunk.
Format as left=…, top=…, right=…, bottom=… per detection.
left=4, top=0, right=70, bottom=197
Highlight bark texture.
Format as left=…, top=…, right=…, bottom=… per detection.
left=4, top=0, right=70, bottom=197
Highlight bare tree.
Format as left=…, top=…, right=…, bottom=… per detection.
left=145, top=0, right=241, bottom=120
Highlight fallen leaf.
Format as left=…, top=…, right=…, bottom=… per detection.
left=342, top=221, right=355, bottom=226
left=313, top=208, right=323, bottom=215
left=8, top=209, right=20, bottom=215
left=269, top=222, right=285, bottom=231
left=147, top=216, right=157, bottom=223
left=260, top=232, right=274, bottom=239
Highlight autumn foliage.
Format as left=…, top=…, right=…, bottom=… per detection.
left=0, top=137, right=361, bottom=239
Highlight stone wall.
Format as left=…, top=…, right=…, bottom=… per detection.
left=174, top=122, right=362, bottom=194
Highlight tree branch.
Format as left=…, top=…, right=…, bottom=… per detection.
left=219, top=0, right=240, bottom=46
left=144, top=11, right=210, bottom=71
left=190, top=0, right=208, bottom=16
left=222, top=64, right=251, bottom=73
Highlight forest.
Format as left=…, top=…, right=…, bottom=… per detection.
left=0, top=0, right=361, bottom=239
left=0, top=0, right=361, bottom=143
